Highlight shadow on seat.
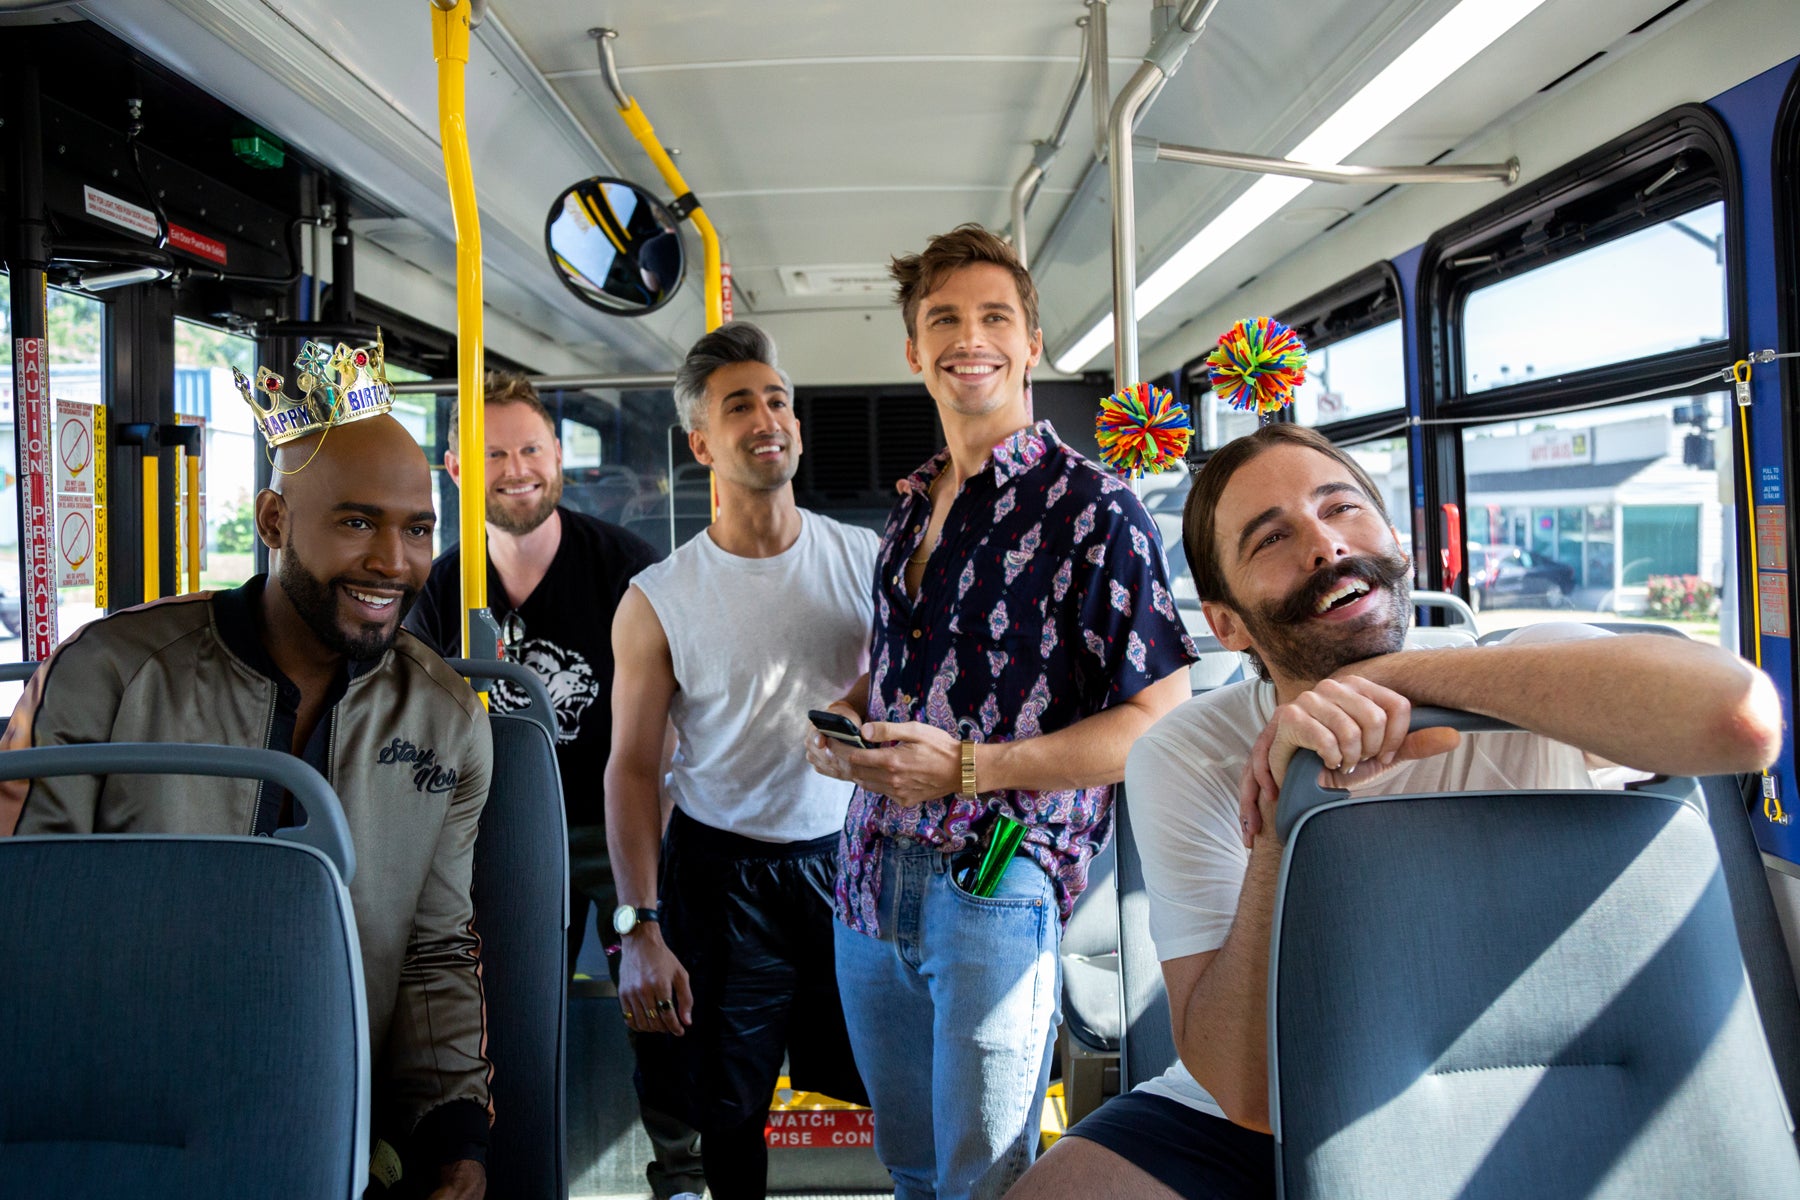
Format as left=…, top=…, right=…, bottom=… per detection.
left=1058, top=836, right=1120, bottom=1123
left=450, top=659, right=570, bottom=1200
left=0, top=744, right=368, bottom=1200
left=1269, top=709, right=1800, bottom=1199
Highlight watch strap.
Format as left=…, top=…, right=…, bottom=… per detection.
left=961, top=738, right=978, bottom=798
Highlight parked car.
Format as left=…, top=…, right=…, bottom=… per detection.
left=1468, top=542, right=1577, bottom=611
left=0, top=579, right=18, bottom=636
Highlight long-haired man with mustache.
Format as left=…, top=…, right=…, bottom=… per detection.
left=606, top=321, right=876, bottom=1200
left=1010, top=422, right=1781, bottom=1200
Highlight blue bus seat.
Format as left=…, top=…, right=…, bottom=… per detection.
left=1269, top=709, right=1800, bottom=1199
left=450, top=659, right=570, bottom=1200
left=0, top=744, right=368, bottom=1200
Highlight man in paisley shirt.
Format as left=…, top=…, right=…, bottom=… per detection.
left=807, top=224, right=1196, bottom=1199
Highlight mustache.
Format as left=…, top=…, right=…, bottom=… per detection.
left=1268, top=551, right=1412, bottom=625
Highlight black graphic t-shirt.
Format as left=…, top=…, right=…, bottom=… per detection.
left=405, top=506, right=661, bottom=828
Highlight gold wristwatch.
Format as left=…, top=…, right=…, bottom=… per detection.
left=961, top=738, right=979, bottom=797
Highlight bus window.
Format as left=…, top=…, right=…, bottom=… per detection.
left=1295, top=321, right=1406, bottom=427
left=172, top=319, right=257, bottom=591
left=383, top=363, right=449, bottom=556
left=1460, top=393, right=1732, bottom=647
left=1462, top=202, right=1727, bottom=391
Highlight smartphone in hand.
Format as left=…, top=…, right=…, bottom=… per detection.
left=808, top=709, right=873, bottom=750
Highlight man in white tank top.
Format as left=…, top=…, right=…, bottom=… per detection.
left=605, top=322, right=879, bottom=1200
left=1011, top=424, right=1782, bottom=1200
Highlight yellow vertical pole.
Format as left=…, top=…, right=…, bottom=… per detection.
left=432, top=0, right=488, bottom=661
left=185, top=451, right=202, bottom=593
left=141, top=456, right=159, bottom=602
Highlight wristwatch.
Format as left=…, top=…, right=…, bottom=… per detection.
left=612, top=904, right=661, bottom=936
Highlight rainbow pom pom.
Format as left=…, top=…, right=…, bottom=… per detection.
left=1096, top=382, right=1191, bottom=476
left=1206, top=317, right=1308, bottom=415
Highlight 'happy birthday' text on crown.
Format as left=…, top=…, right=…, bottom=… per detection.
left=233, top=332, right=394, bottom=447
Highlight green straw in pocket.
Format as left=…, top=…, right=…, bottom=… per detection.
left=970, top=814, right=1029, bottom=897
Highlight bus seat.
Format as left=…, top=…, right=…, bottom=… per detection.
left=450, top=660, right=569, bottom=1200
left=1402, top=628, right=1478, bottom=650
left=1115, top=786, right=1180, bottom=1092
left=1269, top=710, right=1800, bottom=1199
left=1058, top=835, right=1120, bottom=1124
left=0, top=743, right=368, bottom=1200
left=1411, top=589, right=1479, bottom=630
left=1476, top=622, right=1687, bottom=644
left=1702, top=772, right=1800, bottom=1128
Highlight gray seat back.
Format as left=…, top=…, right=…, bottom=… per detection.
left=1115, top=786, right=1179, bottom=1090
left=0, top=745, right=368, bottom=1200
left=452, top=660, right=569, bottom=1200
left=1270, top=710, right=1800, bottom=1199
left=1061, top=836, right=1120, bottom=1050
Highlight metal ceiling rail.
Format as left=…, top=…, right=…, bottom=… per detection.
left=1109, top=0, right=1221, bottom=388
left=1152, top=142, right=1520, bottom=186
left=1010, top=13, right=1093, bottom=268
left=390, top=373, right=677, bottom=395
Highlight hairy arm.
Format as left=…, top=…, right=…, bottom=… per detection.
left=1163, top=844, right=1281, bottom=1131
left=1338, top=632, right=1781, bottom=777
left=842, top=668, right=1190, bottom=805
left=602, top=586, right=691, bottom=1034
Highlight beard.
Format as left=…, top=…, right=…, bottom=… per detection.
left=487, top=472, right=562, bottom=535
left=278, top=549, right=418, bottom=662
left=1235, top=550, right=1414, bottom=685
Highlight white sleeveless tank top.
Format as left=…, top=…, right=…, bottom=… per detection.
left=632, top=510, right=878, bottom=842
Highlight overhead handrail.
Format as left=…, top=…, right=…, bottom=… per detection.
left=592, top=27, right=725, bottom=333
left=1152, top=141, right=1519, bottom=186
left=1010, top=13, right=1093, bottom=268
left=391, top=371, right=676, bottom=395
left=1107, top=0, right=1221, bottom=387
left=432, top=0, right=502, bottom=673
left=0, top=742, right=357, bottom=882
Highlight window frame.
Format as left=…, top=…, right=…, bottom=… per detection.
left=1277, top=261, right=1407, bottom=448
left=1416, top=105, right=1748, bottom=609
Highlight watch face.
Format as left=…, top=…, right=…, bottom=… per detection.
left=612, top=905, right=636, bottom=935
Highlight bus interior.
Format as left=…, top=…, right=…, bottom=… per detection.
left=3, top=0, right=1800, bottom=1196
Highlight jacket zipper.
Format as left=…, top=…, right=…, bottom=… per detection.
left=248, top=686, right=279, bottom=837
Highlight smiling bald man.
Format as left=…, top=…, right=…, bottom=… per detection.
left=2, top=414, right=496, bottom=1200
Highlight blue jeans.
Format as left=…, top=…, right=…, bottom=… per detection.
left=835, top=840, right=1062, bottom=1200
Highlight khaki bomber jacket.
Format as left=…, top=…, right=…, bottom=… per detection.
left=0, top=580, right=495, bottom=1157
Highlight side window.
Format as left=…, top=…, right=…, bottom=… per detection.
left=173, top=319, right=256, bottom=591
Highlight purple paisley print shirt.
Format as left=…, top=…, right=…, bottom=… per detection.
left=836, top=421, right=1198, bottom=936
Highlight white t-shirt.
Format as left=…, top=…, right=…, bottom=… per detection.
left=1125, top=625, right=1609, bottom=1119
left=634, top=510, right=879, bottom=843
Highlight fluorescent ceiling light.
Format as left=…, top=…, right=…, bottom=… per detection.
left=1052, top=0, right=1552, bottom=374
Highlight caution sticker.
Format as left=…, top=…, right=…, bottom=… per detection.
left=1757, top=571, right=1790, bottom=639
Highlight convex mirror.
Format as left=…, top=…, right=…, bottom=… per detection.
left=545, top=176, right=685, bottom=316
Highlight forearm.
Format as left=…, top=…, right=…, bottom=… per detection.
left=1343, top=637, right=1782, bottom=776
left=836, top=672, right=871, bottom=719
left=604, top=762, right=666, bottom=906
left=1176, top=847, right=1281, bottom=1130
left=979, top=670, right=1188, bottom=793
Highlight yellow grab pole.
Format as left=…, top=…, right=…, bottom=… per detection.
left=616, top=100, right=724, bottom=333
left=432, top=0, right=490, bottom=663
left=185, top=450, right=201, bottom=593
left=141, top=456, right=159, bottom=602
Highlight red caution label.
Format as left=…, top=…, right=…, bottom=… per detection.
left=765, top=1109, right=874, bottom=1148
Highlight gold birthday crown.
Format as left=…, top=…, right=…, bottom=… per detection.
left=233, top=331, right=394, bottom=447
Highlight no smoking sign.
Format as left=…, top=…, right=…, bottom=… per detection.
left=57, top=495, right=94, bottom=588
